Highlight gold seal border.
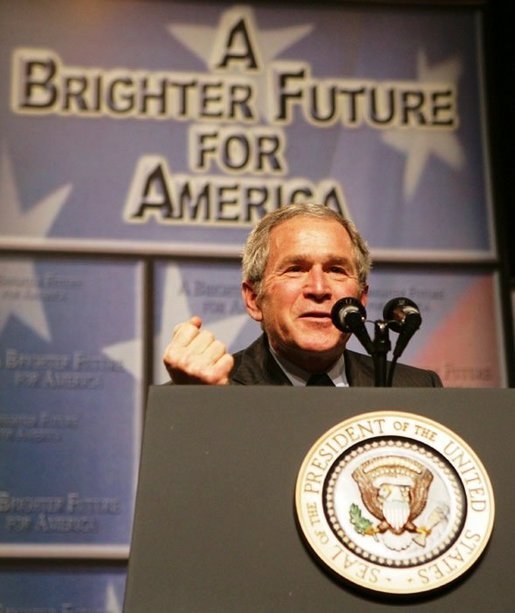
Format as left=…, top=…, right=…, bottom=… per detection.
left=295, top=410, right=495, bottom=595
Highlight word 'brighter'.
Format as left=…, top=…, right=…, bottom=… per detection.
left=12, top=52, right=456, bottom=129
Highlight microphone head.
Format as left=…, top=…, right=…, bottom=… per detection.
left=383, top=297, right=421, bottom=333
left=331, top=297, right=367, bottom=333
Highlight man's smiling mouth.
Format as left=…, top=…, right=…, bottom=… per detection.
left=300, top=311, right=331, bottom=320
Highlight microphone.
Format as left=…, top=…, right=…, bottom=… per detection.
left=331, top=297, right=373, bottom=354
left=383, top=297, right=422, bottom=359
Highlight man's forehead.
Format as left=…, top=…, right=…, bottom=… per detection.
left=270, top=217, right=351, bottom=243
left=270, top=219, right=353, bottom=249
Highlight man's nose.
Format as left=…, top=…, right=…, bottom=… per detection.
left=304, top=267, right=331, bottom=297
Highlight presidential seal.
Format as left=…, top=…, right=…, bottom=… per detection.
left=295, top=411, right=495, bottom=595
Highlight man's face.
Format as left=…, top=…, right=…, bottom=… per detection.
left=243, top=216, right=368, bottom=372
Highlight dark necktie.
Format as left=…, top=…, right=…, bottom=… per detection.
left=306, top=373, right=335, bottom=386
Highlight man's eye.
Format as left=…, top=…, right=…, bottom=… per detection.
left=285, top=265, right=303, bottom=273
left=330, top=266, right=349, bottom=275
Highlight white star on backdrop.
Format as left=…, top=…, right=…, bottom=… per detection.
left=102, top=337, right=143, bottom=491
left=167, top=5, right=312, bottom=119
left=0, top=144, right=71, bottom=236
left=0, top=259, right=52, bottom=341
left=102, top=338, right=142, bottom=381
left=104, top=580, right=122, bottom=613
left=0, top=145, right=72, bottom=340
left=382, top=51, right=465, bottom=200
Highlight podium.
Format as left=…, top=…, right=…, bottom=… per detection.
left=124, top=387, right=514, bottom=612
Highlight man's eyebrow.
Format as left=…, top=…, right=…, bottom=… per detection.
left=276, top=254, right=316, bottom=267
left=279, top=254, right=309, bottom=263
left=326, top=255, right=354, bottom=265
left=276, top=254, right=354, bottom=266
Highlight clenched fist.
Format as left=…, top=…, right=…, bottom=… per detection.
left=163, top=316, right=235, bottom=385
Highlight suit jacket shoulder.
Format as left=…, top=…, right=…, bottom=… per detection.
left=345, top=350, right=443, bottom=387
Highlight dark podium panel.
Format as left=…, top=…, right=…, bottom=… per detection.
left=124, top=387, right=514, bottom=612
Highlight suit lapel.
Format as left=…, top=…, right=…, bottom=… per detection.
left=344, top=350, right=376, bottom=387
left=230, top=335, right=292, bottom=385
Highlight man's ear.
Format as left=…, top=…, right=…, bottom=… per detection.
left=242, top=281, right=263, bottom=322
left=360, top=284, right=369, bottom=308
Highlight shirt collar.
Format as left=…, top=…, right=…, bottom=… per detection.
left=269, top=347, right=349, bottom=387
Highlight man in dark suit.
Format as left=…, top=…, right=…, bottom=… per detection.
left=164, top=203, right=442, bottom=387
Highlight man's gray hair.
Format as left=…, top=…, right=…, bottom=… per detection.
left=241, top=203, right=372, bottom=296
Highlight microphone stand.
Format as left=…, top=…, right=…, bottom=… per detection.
left=331, top=296, right=420, bottom=388
left=371, top=320, right=391, bottom=387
